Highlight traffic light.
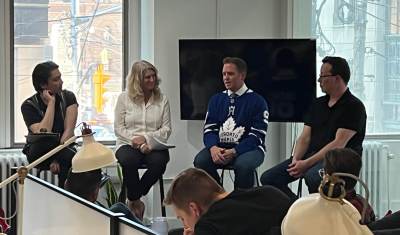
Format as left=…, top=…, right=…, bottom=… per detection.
left=93, top=64, right=110, bottom=113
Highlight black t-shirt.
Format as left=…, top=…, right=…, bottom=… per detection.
left=304, top=89, right=366, bottom=156
left=194, top=186, right=292, bottom=235
left=21, top=89, right=78, bottom=134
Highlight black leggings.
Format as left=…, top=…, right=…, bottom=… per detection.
left=116, top=145, right=169, bottom=200
left=25, top=142, right=75, bottom=188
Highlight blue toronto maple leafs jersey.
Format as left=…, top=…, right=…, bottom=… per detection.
left=203, top=88, right=269, bottom=155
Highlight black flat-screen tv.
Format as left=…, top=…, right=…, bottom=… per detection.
left=179, top=39, right=316, bottom=122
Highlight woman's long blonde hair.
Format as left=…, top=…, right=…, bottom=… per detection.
left=126, top=60, right=161, bottom=102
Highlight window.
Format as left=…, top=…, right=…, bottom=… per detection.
left=312, top=0, right=400, bottom=134
left=13, top=0, right=124, bottom=143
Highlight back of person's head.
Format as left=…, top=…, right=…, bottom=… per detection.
left=164, top=168, right=225, bottom=212
left=321, top=56, right=350, bottom=85
left=32, top=61, right=59, bottom=92
left=65, top=169, right=102, bottom=202
left=223, top=57, right=247, bottom=76
left=323, top=148, right=362, bottom=191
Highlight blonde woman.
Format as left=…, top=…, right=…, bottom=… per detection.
left=114, top=60, right=171, bottom=220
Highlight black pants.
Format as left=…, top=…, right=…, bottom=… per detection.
left=25, top=142, right=75, bottom=188
left=368, top=211, right=400, bottom=233
left=116, top=145, right=169, bottom=200
left=260, top=156, right=323, bottom=201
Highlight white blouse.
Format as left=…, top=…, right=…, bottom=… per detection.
left=114, top=91, right=172, bottom=150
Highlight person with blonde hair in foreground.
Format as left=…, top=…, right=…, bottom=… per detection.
left=165, top=168, right=291, bottom=235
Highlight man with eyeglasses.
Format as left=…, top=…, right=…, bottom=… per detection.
left=260, top=56, right=366, bottom=201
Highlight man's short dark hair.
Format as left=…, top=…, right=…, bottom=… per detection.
left=223, top=57, right=247, bottom=75
left=164, top=168, right=225, bottom=212
left=32, top=61, right=59, bottom=92
left=324, top=148, right=362, bottom=190
left=65, top=169, right=102, bottom=200
left=322, top=56, right=350, bottom=85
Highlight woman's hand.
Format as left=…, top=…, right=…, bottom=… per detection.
left=131, top=136, right=146, bottom=148
left=139, top=143, right=151, bottom=154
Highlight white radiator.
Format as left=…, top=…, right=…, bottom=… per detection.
left=0, top=149, right=58, bottom=217
left=358, top=141, right=390, bottom=218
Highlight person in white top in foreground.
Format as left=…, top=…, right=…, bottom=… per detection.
left=114, top=60, right=172, bottom=220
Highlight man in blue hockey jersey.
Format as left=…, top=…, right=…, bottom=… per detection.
left=194, top=57, right=269, bottom=189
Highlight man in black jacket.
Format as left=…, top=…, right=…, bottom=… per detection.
left=164, top=168, right=291, bottom=235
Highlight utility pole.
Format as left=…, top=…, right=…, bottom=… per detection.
left=71, top=0, right=79, bottom=83
left=352, top=0, right=368, bottom=100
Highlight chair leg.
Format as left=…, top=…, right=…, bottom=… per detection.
left=35, top=168, right=42, bottom=178
left=159, top=176, right=166, bottom=217
left=220, top=169, right=225, bottom=186
left=254, top=170, right=260, bottom=187
left=297, top=177, right=303, bottom=198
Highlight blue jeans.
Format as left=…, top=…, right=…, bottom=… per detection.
left=260, top=156, right=323, bottom=201
left=194, top=148, right=264, bottom=189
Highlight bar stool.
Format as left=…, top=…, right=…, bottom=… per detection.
left=297, top=177, right=304, bottom=198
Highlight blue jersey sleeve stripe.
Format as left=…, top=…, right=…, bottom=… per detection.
left=249, top=133, right=264, bottom=145
left=204, top=123, right=217, bottom=129
left=249, top=132, right=257, bottom=138
left=204, top=129, right=218, bottom=134
left=250, top=127, right=267, bottom=135
left=204, top=127, right=219, bottom=131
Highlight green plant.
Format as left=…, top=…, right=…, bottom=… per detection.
left=104, top=164, right=123, bottom=208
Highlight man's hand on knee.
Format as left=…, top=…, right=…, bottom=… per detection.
left=287, top=159, right=310, bottom=178
left=210, top=146, right=225, bottom=164
left=221, top=148, right=236, bottom=163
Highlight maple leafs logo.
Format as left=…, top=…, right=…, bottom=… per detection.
left=219, top=117, right=245, bottom=144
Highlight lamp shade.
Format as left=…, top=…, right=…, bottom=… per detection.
left=281, top=193, right=373, bottom=235
left=72, top=134, right=116, bottom=173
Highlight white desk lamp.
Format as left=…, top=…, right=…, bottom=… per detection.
left=0, top=123, right=116, bottom=235
left=281, top=172, right=373, bottom=235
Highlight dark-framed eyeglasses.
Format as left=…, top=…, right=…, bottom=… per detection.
left=318, top=74, right=336, bottom=81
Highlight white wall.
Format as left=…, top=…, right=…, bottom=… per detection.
left=147, top=0, right=291, bottom=179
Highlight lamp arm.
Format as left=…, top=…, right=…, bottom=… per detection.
left=0, top=135, right=79, bottom=189
left=332, top=172, right=370, bottom=225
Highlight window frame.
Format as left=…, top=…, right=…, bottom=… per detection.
left=10, top=0, right=132, bottom=148
left=289, top=0, right=400, bottom=141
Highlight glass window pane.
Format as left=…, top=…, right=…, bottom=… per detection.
left=312, top=0, right=400, bottom=134
left=14, top=0, right=123, bottom=142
